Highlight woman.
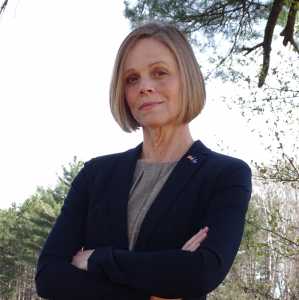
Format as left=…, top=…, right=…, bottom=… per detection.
left=35, top=21, right=252, bottom=300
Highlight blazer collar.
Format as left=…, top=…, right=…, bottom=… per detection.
left=109, top=140, right=211, bottom=251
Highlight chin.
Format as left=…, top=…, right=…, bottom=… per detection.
left=141, top=120, right=170, bottom=130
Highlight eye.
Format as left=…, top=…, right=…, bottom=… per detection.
left=157, top=70, right=166, bottom=76
left=126, top=76, right=138, bottom=83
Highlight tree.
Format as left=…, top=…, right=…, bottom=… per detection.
left=17, top=156, right=84, bottom=266
left=124, top=1, right=299, bottom=189
left=0, top=156, right=84, bottom=299
left=208, top=172, right=299, bottom=300
left=218, top=47, right=299, bottom=190
left=123, top=0, right=299, bottom=191
left=123, top=2, right=299, bottom=296
left=207, top=200, right=264, bottom=300
left=0, top=204, right=22, bottom=300
left=124, top=0, right=299, bottom=87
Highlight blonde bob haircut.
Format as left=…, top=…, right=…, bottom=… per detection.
left=109, top=20, right=206, bottom=133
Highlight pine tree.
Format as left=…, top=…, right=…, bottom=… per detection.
left=124, top=0, right=299, bottom=86
left=0, top=204, right=23, bottom=300
left=0, top=157, right=84, bottom=299
left=17, top=156, right=84, bottom=266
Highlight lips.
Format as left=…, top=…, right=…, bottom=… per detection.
left=140, top=101, right=162, bottom=110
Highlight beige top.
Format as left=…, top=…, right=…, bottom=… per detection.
left=127, top=160, right=178, bottom=251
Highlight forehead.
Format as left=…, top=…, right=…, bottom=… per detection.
left=124, top=38, right=177, bottom=68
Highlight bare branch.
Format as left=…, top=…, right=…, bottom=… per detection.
left=241, top=42, right=264, bottom=55
left=0, top=0, right=8, bottom=21
left=246, top=219, right=299, bottom=247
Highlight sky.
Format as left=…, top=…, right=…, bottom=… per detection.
left=0, top=0, right=274, bottom=209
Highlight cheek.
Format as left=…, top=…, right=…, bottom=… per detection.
left=162, top=81, right=182, bottom=106
left=124, top=86, right=135, bottom=108
left=124, top=86, right=141, bottom=121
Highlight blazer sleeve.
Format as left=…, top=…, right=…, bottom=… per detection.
left=35, top=165, right=151, bottom=300
left=87, top=159, right=252, bottom=299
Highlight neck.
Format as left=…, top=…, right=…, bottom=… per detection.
left=139, top=123, right=194, bottom=163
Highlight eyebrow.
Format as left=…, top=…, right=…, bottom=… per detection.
left=124, top=61, right=170, bottom=75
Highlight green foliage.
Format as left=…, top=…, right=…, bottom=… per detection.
left=123, top=3, right=298, bottom=298
left=48, top=156, right=84, bottom=206
left=124, top=0, right=271, bottom=44
left=0, top=204, right=23, bottom=299
left=124, top=0, right=299, bottom=84
left=220, top=48, right=299, bottom=189
left=277, top=1, right=299, bottom=43
left=16, top=156, right=84, bottom=265
left=209, top=183, right=299, bottom=300
left=0, top=156, right=84, bottom=299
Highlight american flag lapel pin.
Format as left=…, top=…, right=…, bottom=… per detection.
left=187, top=155, right=197, bottom=164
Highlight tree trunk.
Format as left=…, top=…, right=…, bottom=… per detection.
left=258, top=0, right=284, bottom=87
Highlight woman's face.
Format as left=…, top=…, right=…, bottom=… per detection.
left=124, top=38, right=183, bottom=129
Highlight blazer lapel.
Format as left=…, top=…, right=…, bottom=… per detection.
left=134, top=140, right=211, bottom=251
left=109, top=140, right=211, bottom=251
left=109, top=142, right=143, bottom=250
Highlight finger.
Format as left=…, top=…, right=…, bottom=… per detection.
left=203, top=226, right=209, bottom=233
left=187, top=233, right=207, bottom=250
left=191, top=227, right=209, bottom=245
left=182, top=229, right=204, bottom=249
left=200, top=226, right=209, bottom=234
left=189, top=242, right=200, bottom=252
left=182, top=231, right=208, bottom=251
left=182, top=227, right=208, bottom=250
left=186, top=227, right=209, bottom=246
left=197, top=232, right=207, bottom=243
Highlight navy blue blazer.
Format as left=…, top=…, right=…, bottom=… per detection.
left=35, top=140, right=252, bottom=300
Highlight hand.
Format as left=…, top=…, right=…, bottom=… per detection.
left=150, top=227, right=209, bottom=300
left=71, top=249, right=94, bottom=271
left=181, top=226, right=209, bottom=252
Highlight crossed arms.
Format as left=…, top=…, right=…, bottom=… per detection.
left=35, top=160, right=251, bottom=299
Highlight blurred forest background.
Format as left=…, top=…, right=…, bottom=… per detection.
left=1, top=0, right=299, bottom=299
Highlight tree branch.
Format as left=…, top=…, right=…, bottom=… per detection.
left=258, top=0, right=284, bottom=88
left=246, top=220, right=299, bottom=247
left=241, top=42, right=264, bottom=55
left=0, top=0, right=8, bottom=21
left=280, top=0, right=299, bottom=53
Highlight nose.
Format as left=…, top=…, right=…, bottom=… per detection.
left=138, top=77, right=154, bottom=95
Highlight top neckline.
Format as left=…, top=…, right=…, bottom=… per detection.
left=137, top=160, right=179, bottom=164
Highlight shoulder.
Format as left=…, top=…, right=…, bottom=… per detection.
left=202, top=150, right=252, bottom=191
left=81, top=146, right=136, bottom=179
left=206, top=150, right=252, bottom=174
left=83, top=153, right=121, bottom=180
left=84, top=153, right=119, bottom=175
left=204, top=151, right=252, bottom=195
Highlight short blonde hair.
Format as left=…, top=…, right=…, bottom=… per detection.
left=109, top=21, right=206, bottom=133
